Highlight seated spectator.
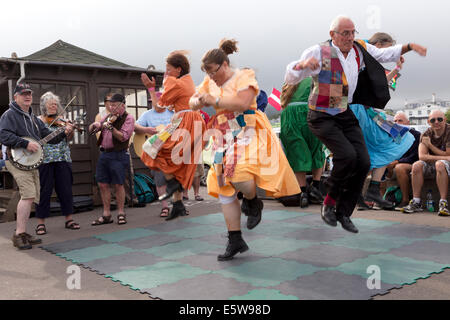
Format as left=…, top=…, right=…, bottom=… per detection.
left=385, top=111, right=421, bottom=207
left=402, top=110, right=450, bottom=216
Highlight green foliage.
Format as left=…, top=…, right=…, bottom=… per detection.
left=446, top=109, right=450, bottom=123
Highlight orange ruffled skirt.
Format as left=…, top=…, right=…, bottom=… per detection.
left=207, top=110, right=300, bottom=198
left=141, top=110, right=205, bottom=190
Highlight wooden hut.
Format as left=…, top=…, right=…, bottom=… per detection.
left=0, top=40, right=163, bottom=219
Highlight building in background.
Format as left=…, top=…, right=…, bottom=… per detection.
left=401, top=94, right=450, bottom=126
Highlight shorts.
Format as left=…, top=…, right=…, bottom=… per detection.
left=96, top=150, right=130, bottom=185
left=419, top=160, right=450, bottom=178
left=194, top=164, right=204, bottom=178
left=5, top=160, right=40, bottom=202
left=151, top=169, right=167, bottom=187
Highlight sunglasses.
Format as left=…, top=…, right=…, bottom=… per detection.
left=430, top=117, right=444, bottom=124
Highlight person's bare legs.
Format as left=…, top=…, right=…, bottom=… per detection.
left=16, top=198, right=34, bottom=235
left=157, top=185, right=169, bottom=208
left=295, top=172, right=307, bottom=189
left=233, top=180, right=256, bottom=200
left=114, top=184, right=126, bottom=215
left=411, top=162, right=425, bottom=199
left=372, top=167, right=387, bottom=182
left=193, top=176, right=201, bottom=199
left=98, top=183, right=112, bottom=217
left=435, top=161, right=449, bottom=200
left=222, top=198, right=242, bottom=231
left=312, top=167, right=323, bottom=182
left=394, top=163, right=413, bottom=205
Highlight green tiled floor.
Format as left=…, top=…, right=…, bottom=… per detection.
left=41, top=210, right=450, bottom=300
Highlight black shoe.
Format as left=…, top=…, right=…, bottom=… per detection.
left=357, top=194, right=372, bottom=211
left=241, top=196, right=264, bottom=230
left=165, top=200, right=187, bottom=221
left=365, top=184, right=395, bottom=210
left=159, top=178, right=183, bottom=201
left=300, top=192, right=309, bottom=208
left=337, top=216, right=359, bottom=234
left=321, top=204, right=337, bottom=227
left=308, top=185, right=324, bottom=204
left=217, top=232, right=249, bottom=261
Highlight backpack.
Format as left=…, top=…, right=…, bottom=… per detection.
left=384, top=186, right=402, bottom=206
left=133, top=173, right=158, bottom=204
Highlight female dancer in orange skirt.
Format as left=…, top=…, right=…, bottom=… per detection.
left=141, top=51, right=205, bottom=220
left=190, top=39, right=300, bottom=261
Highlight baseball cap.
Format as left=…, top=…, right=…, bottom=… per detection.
left=14, top=83, right=33, bottom=95
left=110, top=93, right=126, bottom=103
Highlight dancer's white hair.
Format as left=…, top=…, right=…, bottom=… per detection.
left=395, top=111, right=409, bottom=122
left=330, top=15, right=352, bottom=31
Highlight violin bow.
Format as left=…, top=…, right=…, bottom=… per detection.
left=48, top=95, right=77, bottom=127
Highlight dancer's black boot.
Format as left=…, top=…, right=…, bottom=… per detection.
left=364, top=181, right=394, bottom=210
left=159, top=178, right=183, bottom=201
left=241, top=196, right=264, bottom=230
left=217, top=231, right=249, bottom=261
left=165, top=200, right=187, bottom=221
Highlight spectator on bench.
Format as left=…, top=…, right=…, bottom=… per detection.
left=402, top=110, right=450, bottom=216
left=386, top=111, right=421, bottom=208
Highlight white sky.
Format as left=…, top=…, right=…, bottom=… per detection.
left=1, top=0, right=449, bottom=108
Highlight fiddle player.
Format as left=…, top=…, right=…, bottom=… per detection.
left=0, top=83, right=73, bottom=250
left=35, top=92, right=78, bottom=236
left=89, top=93, right=135, bottom=226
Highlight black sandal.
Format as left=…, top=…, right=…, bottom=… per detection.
left=160, top=207, right=170, bottom=218
left=35, top=224, right=47, bottom=235
left=92, top=215, right=114, bottom=226
left=117, top=214, right=127, bottom=225
left=65, top=220, right=80, bottom=230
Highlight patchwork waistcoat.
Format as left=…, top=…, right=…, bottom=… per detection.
left=308, top=40, right=367, bottom=116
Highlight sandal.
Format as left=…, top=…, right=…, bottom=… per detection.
left=92, top=215, right=113, bottom=226
left=160, top=207, right=170, bottom=218
left=117, top=214, right=127, bottom=225
left=65, top=220, right=80, bottom=230
left=35, top=224, right=47, bottom=235
left=195, top=195, right=204, bottom=201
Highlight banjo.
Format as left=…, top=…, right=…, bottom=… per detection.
left=7, top=96, right=83, bottom=171
left=7, top=126, right=67, bottom=171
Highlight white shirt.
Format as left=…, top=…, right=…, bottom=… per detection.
left=284, top=41, right=402, bottom=103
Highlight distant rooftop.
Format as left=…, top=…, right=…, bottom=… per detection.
left=17, top=40, right=136, bottom=69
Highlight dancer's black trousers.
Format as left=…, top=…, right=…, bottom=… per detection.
left=307, top=108, right=370, bottom=218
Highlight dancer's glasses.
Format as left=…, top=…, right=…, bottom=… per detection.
left=206, top=63, right=223, bottom=77
left=333, top=30, right=359, bottom=38
left=430, top=117, right=444, bottom=124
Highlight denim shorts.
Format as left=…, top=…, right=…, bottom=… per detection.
left=96, top=150, right=130, bottom=185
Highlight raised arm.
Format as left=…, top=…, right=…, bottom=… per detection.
left=284, top=45, right=321, bottom=85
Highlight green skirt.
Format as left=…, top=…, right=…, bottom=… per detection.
left=280, top=104, right=325, bottom=172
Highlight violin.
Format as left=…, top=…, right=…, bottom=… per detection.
left=44, top=114, right=84, bottom=133
left=89, top=113, right=118, bottom=136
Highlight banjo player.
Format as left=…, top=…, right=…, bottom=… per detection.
left=0, top=83, right=74, bottom=250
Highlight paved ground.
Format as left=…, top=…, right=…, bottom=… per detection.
left=0, top=187, right=449, bottom=300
